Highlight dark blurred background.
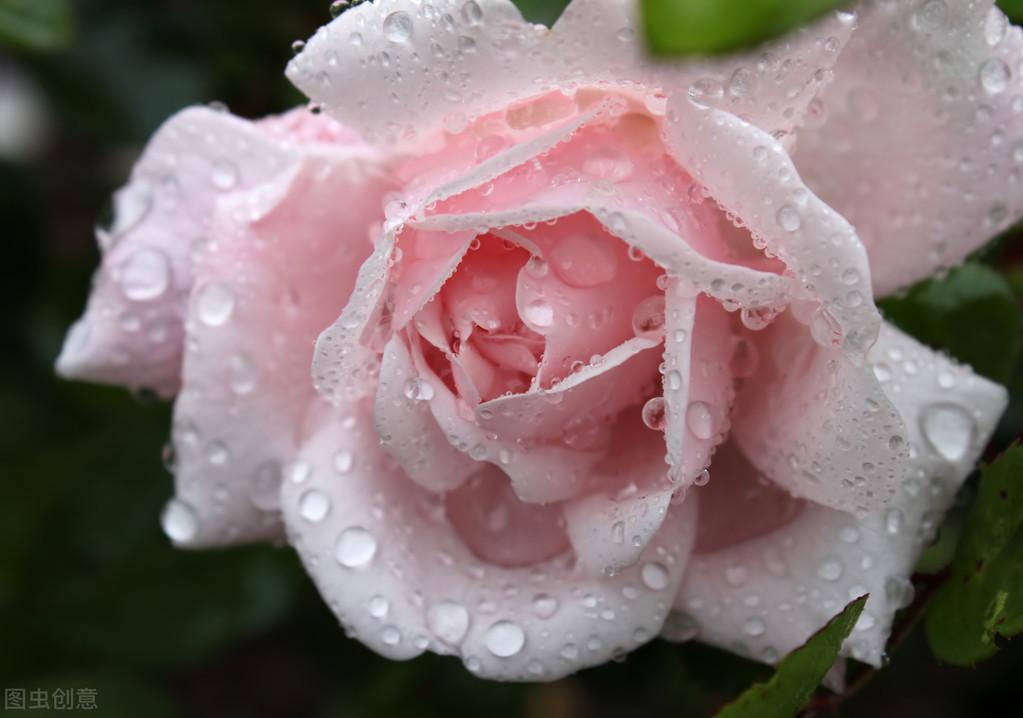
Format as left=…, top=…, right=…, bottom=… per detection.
left=2, top=1, right=1023, bottom=715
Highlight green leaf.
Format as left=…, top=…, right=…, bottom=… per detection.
left=512, top=0, right=570, bottom=26
left=716, top=595, right=866, bottom=718
left=879, top=263, right=1023, bottom=384
left=0, top=0, right=74, bottom=51
left=642, top=0, right=847, bottom=55
left=926, top=444, right=1023, bottom=665
left=999, top=0, right=1023, bottom=24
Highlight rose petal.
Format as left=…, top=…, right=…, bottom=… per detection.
left=288, top=0, right=854, bottom=149
left=281, top=398, right=699, bottom=680
left=56, top=107, right=311, bottom=396
left=663, top=101, right=880, bottom=358
left=672, top=322, right=1008, bottom=666
left=794, top=1, right=1023, bottom=296
left=167, top=152, right=391, bottom=547
left=731, top=312, right=909, bottom=517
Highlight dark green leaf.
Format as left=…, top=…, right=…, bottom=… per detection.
left=512, top=0, right=571, bottom=26
left=999, top=0, right=1023, bottom=23
left=926, top=444, right=1023, bottom=665
left=0, top=0, right=74, bottom=51
left=879, top=263, right=1023, bottom=384
left=716, top=595, right=867, bottom=718
left=642, top=0, right=847, bottom=55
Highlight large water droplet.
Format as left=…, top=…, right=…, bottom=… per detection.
left=403, top=377, right=435, bottom=402
left=532, top=594, right=559, bottom=619
left=686, top=402, right=715, bottom=440
left=196, top=283, right=236, bottom=326
left=776, top=205, right=801, bottom=232
left=641, top=561, right=669, bottom=590
left=485, top=621, right=525, bottom=657
left=333, top=449, right=354, bottom=474
left=523, top=299, right=555, bottom=332
left=299, top=489, right=331, bottom=522
left=632, top=295, right=666, bottom=340
left=641, top=397, right=667, bottom=431
left=920, top=403, right=975, bottom=462
left=119, top=248, right=171, bottom=301
left=335, top=526, right=377, bottom=568
left=816, top=557, right=844, bottom=581
left=428, top=601, right=470, bottom=644
left=383, top=11, right=413, bottom=43
left=211, top=159, right=239, bottom=190
left=160, top=498, right=198, bottom=543
left=979, top=58, right=1011, bottom=94
left=549, top=234, right=618, bottom=288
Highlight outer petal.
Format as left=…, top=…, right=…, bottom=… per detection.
left=56, top=107, right=306, bottom=396
left=166, top=151, right=394, bottom=547
left=794, top=1, right=1023, bottom=296
left=287, top=0, right=855, bottom=149
left=281, top=399, right=699, bottom=681
left=671, top=322, right=1008, bottom=666
left=663, top=101, right=880, bottom=359
left=731, top=312, right=909, bottom=517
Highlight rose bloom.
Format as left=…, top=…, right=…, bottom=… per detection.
left=58, top=0, right=1017, bottom=681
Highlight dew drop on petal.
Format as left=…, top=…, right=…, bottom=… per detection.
left=485, top=621, right=525, bottom=657
left=641, top=396, right=667, bottom=431
left=403, top=377, right=435, bottom=401
left=383, top=11, right=413, bottom=43
left=335, top=526, right=377, bottom=568
left=641, top=562, right=669, bottom=591
left=632, top=295, right=667, bottom=340
left=686, top=401, right=715, bottom=440
left=920, top=403, right=975, bottom=462
left=196, top=283, right=236, bottom=326
left=549, top=234, right=618, bottom=288
left=119, top=248, right=171, bottom=301
left=428, top=601, right=470, bottom=644
left=299, top=490, right=331, bottom=522
left=160, top=498, right=198, bottom=543
left=523, top=299, right=555, bottom=332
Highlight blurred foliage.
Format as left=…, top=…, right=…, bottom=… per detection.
left=879, top=263, right=1023, bottom=385
left=512, top=0, right=570, bottom=25
left=1001, top=0, right=1023, bottom=23
left=642, top=0, right=847, bottom=55
left=926, top=445, right=1023, bottom=666
left=1, top=0, right=1023, bottom=716
left=0, top=0, right=74, bottom=52
left=718, top=597, right=865, bottom=718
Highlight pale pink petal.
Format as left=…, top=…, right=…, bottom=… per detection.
left=731, top=312, right=909, bottom=517
left=56, top=107, right=308, bottom=396
left=664, top=100, right=880, bottom=358
left=662, top=291, right=737, bottom=487
left=374, top=338, right=479, bottom=493
left=281, top=399, right=699, bottom=680
left=672, top=323, right=1007, bottom=666
left=288, top=0, right=854, bottom=149
left=166, top=152, right=392, bottom=547
left=795, top=1, right=1023, bottom=296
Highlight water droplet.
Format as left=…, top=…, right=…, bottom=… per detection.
left=428, top=601, right=470, bottom=644
left=380, top=625, right=401, bottom=645
left=884, top=507, right=904, bottom=535
left=641, top=397, right=667, bottom=431
left=742, top=618, right=766, bottom=637
left=920, top=403, right=975, bottom=462
left=641, top=561, right=669, bottom=591
left=228, top=353, right=257, bottom=395
left=333, top=449, right=354, bottom=474
left=299, top=490, right=331, bottom=522
left=335, top=527, right=377, bottom=568
left=461, top=0, right=483, bottom=25
left=160, top=498, right=198, bottom=543
left=979, top=58, right=1011, bottom=94
left=523, top=299, right=555, bottom=331
left=776, top=205, right=801, bottom=232
left=485, top=621, right=525, bottom=657
left=549, top=234, right=618, bottom=288
left=816, top=557, right=844, bottom=581
left=532, top=594, right=559, bottom=619
left=403, top=377, right=435, bottom=401
left=686, top=402, right=715, bottom=440
left=211, top=159, right=239, bottom=190
left=383, top=11, right=413, bottom=43
left=368, top=594, right=390, bottom=619
left=196, top=283, right=236, bottom=327
left=632, top=295, right=666, bottom=340
left=119, top=248, right=170, bottom=301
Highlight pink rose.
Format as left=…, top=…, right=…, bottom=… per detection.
left=59, top=0, right=1016, bottom=681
